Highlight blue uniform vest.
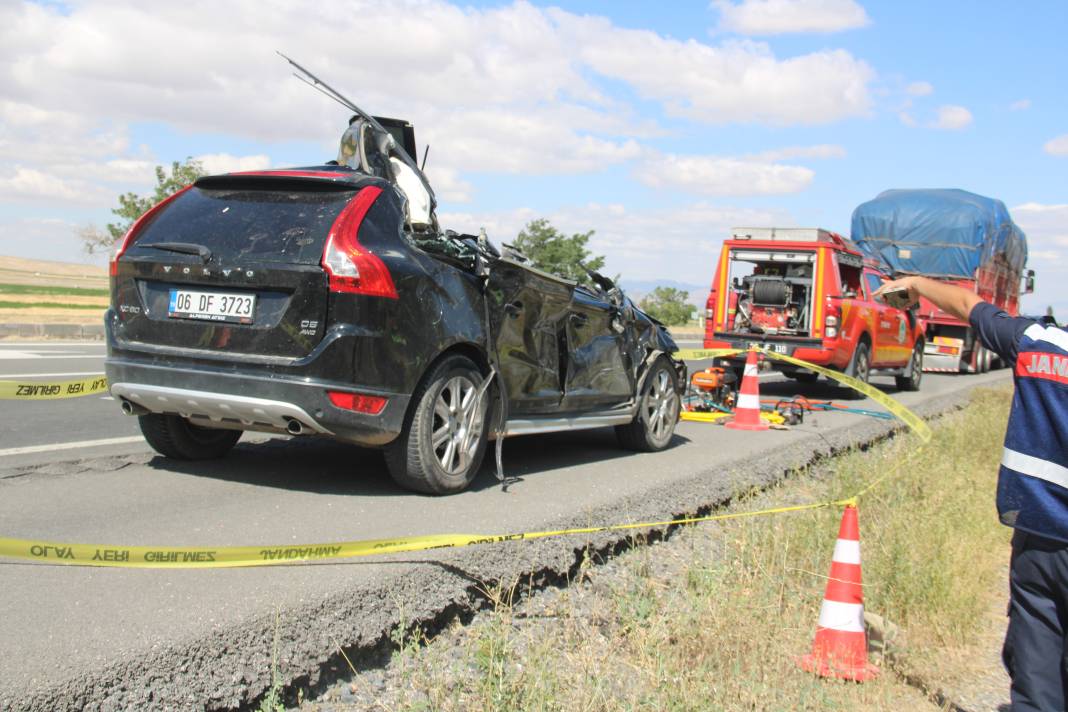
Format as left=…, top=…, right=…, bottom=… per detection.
left=999, top=323, right=1068, bottom=542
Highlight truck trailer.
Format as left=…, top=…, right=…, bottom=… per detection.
left=851, top=189, right=1033, bottom=372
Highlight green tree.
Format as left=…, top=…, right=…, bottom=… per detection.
left=512, top=218, right=605, bottom=286
left=639, top=286, right=695, bottom=326
left=80, top=158, right=206, bottom=254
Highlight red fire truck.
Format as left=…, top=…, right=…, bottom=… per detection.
left=702, top=227, right=926, bottom=392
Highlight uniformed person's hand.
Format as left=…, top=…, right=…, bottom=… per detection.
left=874, top=276, right=922, bottom=308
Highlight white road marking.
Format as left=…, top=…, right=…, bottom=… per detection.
left=0, top=342, right=104, bottom=347
left=0, top=354, right=104, bottom=360
left=0, top=436, right=144, bottom=458
left=0, top=371, right=103, bottom=378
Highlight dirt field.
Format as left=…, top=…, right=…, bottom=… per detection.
left=0, top=255, right=108, bottom=324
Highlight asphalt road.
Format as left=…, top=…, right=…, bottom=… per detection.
left=0, top=341, right=142, bottom=458
left=0, top=343, right=1013, bottom=711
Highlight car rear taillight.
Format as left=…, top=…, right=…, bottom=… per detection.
left=825, top=305, right=840, bottom=339
left=327, top=390, right=388, bottom=414
left=321, top=186, right=398, bottom=299
left=109, top=185, right=194, bottom=278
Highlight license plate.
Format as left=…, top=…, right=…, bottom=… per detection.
left=168, top=289, right=256, bottom=324
left=749, top=341, right=787, bottom=354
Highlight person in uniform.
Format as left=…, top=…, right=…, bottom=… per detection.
left=877, top=275, right=1068, bottom=712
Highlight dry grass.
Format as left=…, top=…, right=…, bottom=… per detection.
left=366, top=387, right=1011, bottom=712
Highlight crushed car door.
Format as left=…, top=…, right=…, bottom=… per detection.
left=560, top=288, right=633, bottom=411
left=487, top=258, right=573, bottom=415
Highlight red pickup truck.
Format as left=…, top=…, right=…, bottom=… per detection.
left=703, top=227, right=926, bottom=392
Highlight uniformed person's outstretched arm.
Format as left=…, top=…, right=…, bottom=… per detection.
left=874, top=276, right=983, bottom=322
left=876, top=276, right=1034, bottom=363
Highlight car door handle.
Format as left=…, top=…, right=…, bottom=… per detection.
left=504, top=300, right=523, bottom=317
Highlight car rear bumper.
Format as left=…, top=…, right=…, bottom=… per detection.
left=105, top=358, right=410, bottom=447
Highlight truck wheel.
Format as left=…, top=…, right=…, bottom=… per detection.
left=895, top=344, right=924, bottom=392
left=138, top=413, right=241, bottom=460
left=617, top=358, right=681, bottom=452
left=843, top=341, right=871, bottom=400
left=385, top=355, right=489, bottom=495
left=980, top=345, right=992, bottom=373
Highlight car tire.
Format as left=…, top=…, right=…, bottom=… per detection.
left=385, top=355, right=490, bottom=495
left=616, top=357, right=681, bottom=452
left=895, top=343, right=924, bottom=392
left=843, top=340, right=871, bottom=400
left=138, top=413, right=241, bottom=460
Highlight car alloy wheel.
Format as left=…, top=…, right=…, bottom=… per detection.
left=431, top=375, right=483, bottom=475
left=385, top=355, right=490, bottom=495
left=616, top=357, right=680, bottom=452
left=641, top=368, right=678, bottom=444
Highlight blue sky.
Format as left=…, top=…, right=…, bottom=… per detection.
left=1, top=0, right=1065, bottom=314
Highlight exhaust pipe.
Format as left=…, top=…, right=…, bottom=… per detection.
left=119, top=399, right=148, bottom=416
left=286, top=419, right=305, bottom=435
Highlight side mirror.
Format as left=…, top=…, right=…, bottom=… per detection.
left=1024, top=269, right=1036, bottom=295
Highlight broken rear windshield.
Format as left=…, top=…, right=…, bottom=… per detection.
left=131, top=187, right=356, bottom=265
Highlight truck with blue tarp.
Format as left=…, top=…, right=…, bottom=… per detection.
left=851, top=189, right=1034, bottom=372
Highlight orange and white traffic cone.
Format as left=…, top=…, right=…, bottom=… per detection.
left=799, top=504, right=879, bottom=681
left=726, top=349, right=768, bottom=431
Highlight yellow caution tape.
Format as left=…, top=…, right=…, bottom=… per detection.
left=0, top=375, right=109, bottom=400
left=675, top=348, right=744, bottom=361
left=0, top=496, right=854, bottom=569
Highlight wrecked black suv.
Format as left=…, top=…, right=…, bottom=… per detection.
left=105, top=110, right=684, bottom=494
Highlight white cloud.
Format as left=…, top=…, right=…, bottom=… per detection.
left=714, top=0, right=870, bottom=35
left=441, top=201, right=794, bottom=284
left=561, top=19, right=873, bottom=125
left=0, top=0, right=876, bottom=213
left=635, top=152, right=814, bottom=196
left=425, top=107, right=643, bottom=175
left=905, top=81, right=934, bottom=97
left=931, top=105, right=973, bottom=130
left=193, top=153, right=271, bottom=175
left=1009, top=99, right=1031, bottom=111
left=0, top=166, right=109, bottom=204
left=898, top=111, right=917, bottom=127
left=1043, top=134, right=1068, bottom=157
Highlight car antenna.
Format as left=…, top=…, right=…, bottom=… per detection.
left=421, top=145, right=430, bottom=172
left=276, top=51, right=436, bottom=205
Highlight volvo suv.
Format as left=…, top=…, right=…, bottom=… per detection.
left=105, top=118, right=684, bottom=494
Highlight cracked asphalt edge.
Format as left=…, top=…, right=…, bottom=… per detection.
left=5, top=378, right=1000, bottom=712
